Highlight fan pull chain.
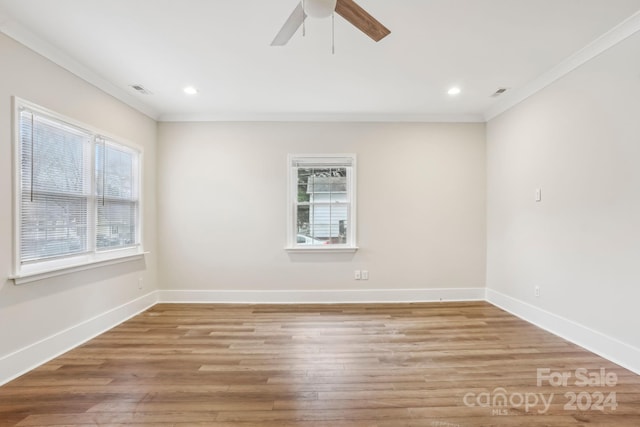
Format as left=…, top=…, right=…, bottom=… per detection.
left=302, top=0, right=306, bottom=36
left=332, top=12, right=335, bottom=54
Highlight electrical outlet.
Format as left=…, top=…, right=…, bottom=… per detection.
left=354, top=270, right=361, bottom=280
left=361, top=270, right=369, bottom=280
left=138, top=278, right=144, bottom=289
left=535, top=286, right=540, bottom=297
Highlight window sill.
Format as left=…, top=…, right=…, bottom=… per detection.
left=285, top=246, right=358, bottom=254
left=10, top=250, right=149, bottom=285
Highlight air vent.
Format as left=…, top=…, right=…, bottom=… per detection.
left=491, top=88, right=509, bottom=97
left=130, top=84, right=152, bottom=95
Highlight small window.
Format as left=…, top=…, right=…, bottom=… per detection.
left=14, top=99, right=142, bottom=279
left=287, top=154, right=357, bottom=252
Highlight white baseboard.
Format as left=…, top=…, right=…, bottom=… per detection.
left=0, top=291, right=158, bottom=386
left=486, top=288, right=640, bottom=376
left=156, top=288, right=486, bottom=304
left=3, top=287, right=639, bottom=387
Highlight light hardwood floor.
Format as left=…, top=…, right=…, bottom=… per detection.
left=1, top=302, right=639, bottom=426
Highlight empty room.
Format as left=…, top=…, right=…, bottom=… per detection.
left=1, top=0, right=640, bottom=425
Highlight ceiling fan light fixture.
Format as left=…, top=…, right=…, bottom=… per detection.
left=304, top=0, right=337, bottom=18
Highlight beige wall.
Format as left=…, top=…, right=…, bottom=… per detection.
left=486, top=31, right=640, bottom=348
left=3, top=11, right=639, bottom=379
left=0, top=34, right=158, bottom=357
left=157, top=121, right=486, bottom=291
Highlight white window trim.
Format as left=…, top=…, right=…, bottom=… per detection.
left=11, top=97, right=146, bottom=284
left=10, top=250, right=150, bottom=285
left=285, top=153, right=358, bottom=253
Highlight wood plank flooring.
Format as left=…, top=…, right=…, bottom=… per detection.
left=1, top=301, right=639, bottom=426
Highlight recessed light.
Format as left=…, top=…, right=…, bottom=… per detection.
left=448, top=87, right=461, bottom=96
left=183, top=86, right=198, bottom=95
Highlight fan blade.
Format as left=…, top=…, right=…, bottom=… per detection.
left=335, top=0, right=390, bottom=42
left=271, top=2, right=306, bottom=46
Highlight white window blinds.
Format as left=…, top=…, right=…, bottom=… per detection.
left=17, top=103, right=141, bottom=267
left=96, top=139, right=139, bottom=251
left=19, top=110, right=92, bottom=261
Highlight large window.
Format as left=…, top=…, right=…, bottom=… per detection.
left=287, top=154, right=357, bottom=251
left=13, top=99, right=142, bottom=281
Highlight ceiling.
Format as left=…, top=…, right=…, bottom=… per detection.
left=1, top=0, right=640, bottom=121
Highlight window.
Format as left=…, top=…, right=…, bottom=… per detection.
left=95, top=138, right=139, bottom=251
left=13, top=99, right=142, bottom=281
left=287, top=154, right=357, bottom=252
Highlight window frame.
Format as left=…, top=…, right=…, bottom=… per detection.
left=95, top=137, right=141, bottom=252
left=11, top=97, right=146, bottom=284
left=286, top=153, right=357, bottom=253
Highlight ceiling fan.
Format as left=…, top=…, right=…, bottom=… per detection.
left=271, top=0, right=391, bottom=46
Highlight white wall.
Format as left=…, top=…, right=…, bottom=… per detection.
left=487, top=31, right=640, bottom=351
left=157, top=121, right=486, bottom=294
left=0, top=33, right=158, bottom=378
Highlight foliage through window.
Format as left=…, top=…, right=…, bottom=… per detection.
left=288, top=155, right=356, bottom=250
left=15, top=100, right=141, bottom=274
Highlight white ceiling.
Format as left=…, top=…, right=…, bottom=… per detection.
left=1, top=0, right=640, bottom=121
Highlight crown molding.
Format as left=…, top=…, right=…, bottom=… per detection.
left=0, top=15, right=160, bottom=120
left=484, top=10, right=640, bottom=121
left=158, top=112, right=486, bottom=123
left=3, top=4, right=639, bottom=125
